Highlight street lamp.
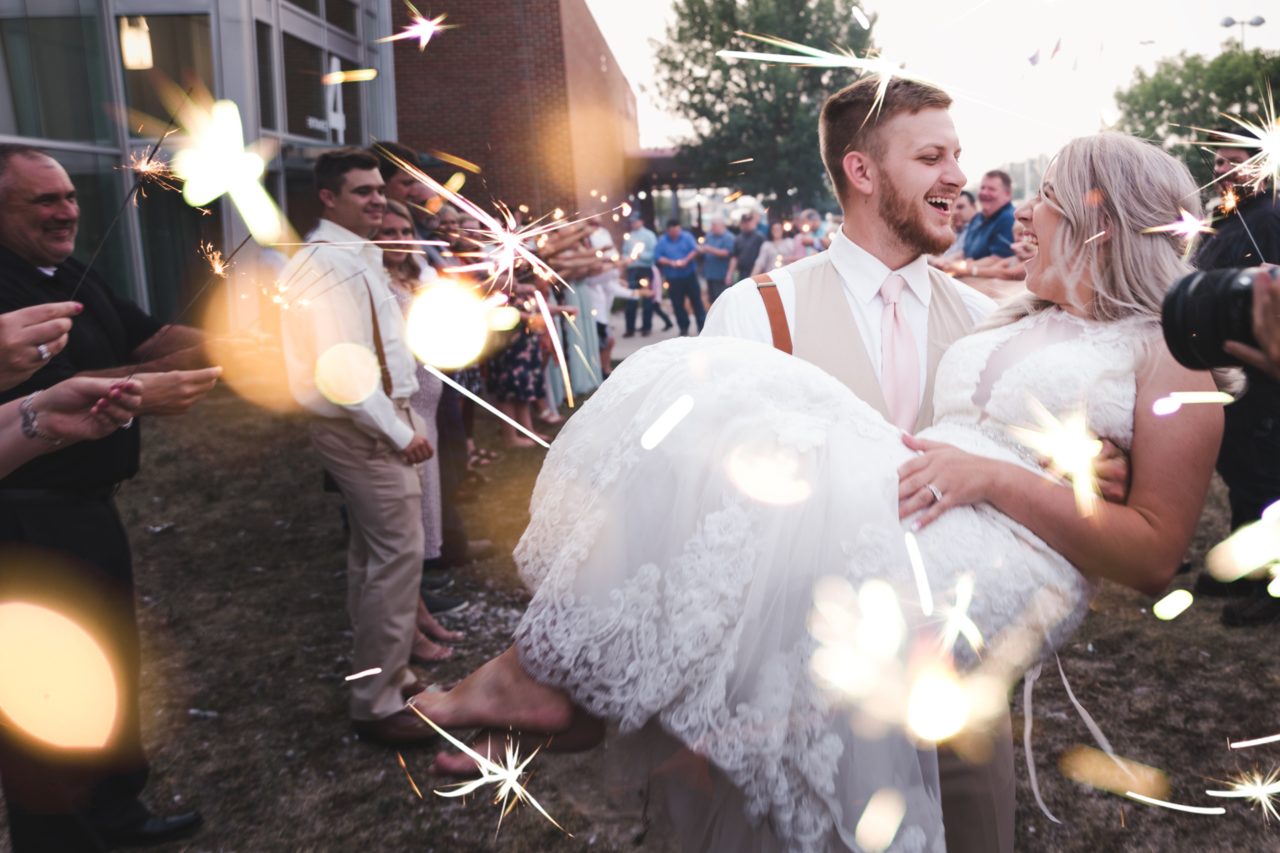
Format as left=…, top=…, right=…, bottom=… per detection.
left=1221, top=15, right=1266, bottom=51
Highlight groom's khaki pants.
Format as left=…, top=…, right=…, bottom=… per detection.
left=938, top=709, right=1016, bottom=853
left=309, top=406, right=424, bottom=721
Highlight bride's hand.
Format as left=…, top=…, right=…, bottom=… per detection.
left=896, top=433, right=999, bottom=529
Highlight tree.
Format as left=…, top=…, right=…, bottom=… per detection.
left=1114, top=47, right=1280, bottom=190
left=653, top=0, right=874, bottom=211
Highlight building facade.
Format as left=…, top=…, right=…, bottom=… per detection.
left=391, top=0, right=639, bottom=228
left=0, top=0, right=398, bottom=319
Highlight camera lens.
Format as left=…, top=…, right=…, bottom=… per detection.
left=1162, top=268, right=1257, bottom=369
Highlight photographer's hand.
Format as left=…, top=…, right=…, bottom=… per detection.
left=1224, top=267, right=1280, bottom=380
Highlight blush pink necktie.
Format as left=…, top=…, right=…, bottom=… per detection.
left=879, top=273, right=920, bottom=432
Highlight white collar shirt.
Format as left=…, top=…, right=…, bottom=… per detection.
left=702, top=228, right=996, bottom=403
left=279, top=218, right=420, bottom=449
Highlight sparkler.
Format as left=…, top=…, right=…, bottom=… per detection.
left=1206, top=769, right=1280, bottom=821
left=534, top=290, right=573, bottom=409
left=1192, top=83, right=1280, bottom=195
left=199, top=241, right=230, bottom=277
left=377, top=2, right=452, bottom=51
left=1151, top=390, right=1235, bottom=416
left=640, top=394, right=695, bottom=450
left=423, top=363, right=548, bottom=449
left=404, top=703, right=570, bottom=836
left=1009, top=399, right=1102, bottom=517
left=903, top=531, right=933, bottom=617
left=717, top=33, right=940, bottom=124
left=1231, top=733, right=1280, bottom=750
left=937, top=575, right=984, bottom=656
left=397, top=752, right=425, bottom=799
left=344, top=667, right=383, bottom=681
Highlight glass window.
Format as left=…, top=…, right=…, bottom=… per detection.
left=119, top=15, right=214, bottom=137
left=285, top=0, right=320, bottom=15
left=283, top=156, right=321, bottom=239
left=324, top=0, right=357, bottom=34
left=282, top=32, right=325, bottom=140
left=136, top=184, right=224, bottom=322
left=0, top=4, right=113, bottom=144
left=255, top=21, right=276, bottom=131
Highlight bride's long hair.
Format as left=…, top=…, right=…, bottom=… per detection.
left=982, top=132, right=1199, bottom=328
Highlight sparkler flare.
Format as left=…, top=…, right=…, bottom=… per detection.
left=903, top=531, right=933, bottom=617
left=404, top=703, right=570, bottom=836
left=534, top=290, right=573, bottom=409
left=1152, top=390, right=1235, bottom=416
left=1009, top=399, right=1102, bottom=517
left=321, top=68, right=378, bottom=85
left=377, top=2, right=452, bottom=51
left=344, top=667, right=383, bottom=682
left=1232, top=733, right=1280, bottom=750
left=1151, top=589, right=1193, bottom=621
left=906, top=664, right=968, bottom=742
left=199, top=241, right=229, bottom=277
left=717, top=32, right=939, bottom=124
left=1206, top=768, right=1280, bottom=821
left=169, top=96, right=285, bottom=243
left=1142, top=209, right=1216, bottom=259
left=397, top=752, right=424, bottom=799
left=1124, top=791, right=1225, bottom=816
left=404, top=283, right=490, bottom=369
left=1194, top=83, right=1280, bottom=194
left=126, top=150, right=179, bottom=195
left=640, top=394, right=695, bottom=450
left=937, top=575, right=984, bottom=656
left=423, top=363, right=548, bottom=449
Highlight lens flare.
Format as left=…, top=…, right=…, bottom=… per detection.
left=641, top=394, right=695, bottom=451
left=906, top=664, right=968, bottom=742
left=377, top=2, right=453, bottom=51
left=405, top=284, right=489, bottom=369
left=314, top=342, right=381, bottom=406
left=1206, top=518, right=1280, bottom=583
left=0, top=602, right=118, bottom=749
left=1206, top=768, right=1280, bottom=822
left=486, top=305, right=521, bottom=332
left=1009, top=399, right=1102, bottom=517
left=1152, top=589, right=1194, bottom=621
left=1059, top=745, right=1170, bottom=799
left=725, top=442, right=811, bottom=505
left=321, top=68, right=378, bottom=85
left=854, top=788, right=905, bottom=852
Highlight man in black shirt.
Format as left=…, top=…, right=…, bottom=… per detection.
left=725, top=209, right=765, bottom=283
left=0, top=144, right=219, bottom=850
left=1192, top=140, right=1280, bottom=626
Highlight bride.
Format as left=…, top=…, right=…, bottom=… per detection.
left=409, top=133, right=1225, bottom=851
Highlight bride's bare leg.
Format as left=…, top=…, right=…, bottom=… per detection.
left=407, top=645, right=574, bottom=733
left=430, top=707, right=606, bottom=776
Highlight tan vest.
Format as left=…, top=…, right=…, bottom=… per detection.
left=755, top=257, right=973, bottom=432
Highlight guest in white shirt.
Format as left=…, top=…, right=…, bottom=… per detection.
left=279, top=148, right=437, bottom=746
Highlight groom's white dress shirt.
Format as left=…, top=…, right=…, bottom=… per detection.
left=702, top=228, right=996, bottom=406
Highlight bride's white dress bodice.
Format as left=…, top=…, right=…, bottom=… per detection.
left=513, top=308, right=1153, bottom=852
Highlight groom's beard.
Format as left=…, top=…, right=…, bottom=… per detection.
left=878, top=171, right=954, bottom=256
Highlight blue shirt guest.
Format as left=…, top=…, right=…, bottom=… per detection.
left=654, top=219, right=705, bottom=335
left=698, top=218, right=736, bottom=304
left=961, top=170, right=1015, bottom=260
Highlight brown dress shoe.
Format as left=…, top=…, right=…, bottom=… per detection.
left=352, top=709, right=440, bottom=746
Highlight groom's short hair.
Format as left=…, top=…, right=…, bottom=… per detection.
left=820, top=78, right=952, bottom=202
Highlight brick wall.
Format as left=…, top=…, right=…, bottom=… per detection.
left=391, top=0, right=638, bottom=224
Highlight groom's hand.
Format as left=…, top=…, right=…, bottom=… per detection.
left=1090, top=439, right=1131, bottom=504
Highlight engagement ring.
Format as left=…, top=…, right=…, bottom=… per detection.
left=36, top=343, right=51, bottom=361
left=927, top=483, right=943, bottom=503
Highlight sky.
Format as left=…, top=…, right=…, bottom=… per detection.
left=584, top=0, right=1280, bottom=179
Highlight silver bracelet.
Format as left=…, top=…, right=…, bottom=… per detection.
left=19, top=391, right=61, bottom=446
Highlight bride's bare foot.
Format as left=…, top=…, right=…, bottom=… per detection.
left=420, top=621, right=464, bottom=643
left=406, top=646, right=573, bottom=733
left=429, top=709, right=606, bottom=777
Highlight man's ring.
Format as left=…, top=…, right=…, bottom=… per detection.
left=927, top=483, right=944, bottom=503
left=120, top=418, right=134, bottom=430
left=36, top=343, right=50, bottom=361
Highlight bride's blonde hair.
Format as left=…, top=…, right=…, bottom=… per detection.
left=982, top=132, right=1241, bottom=391
left=984, top=132, right=1202, bottom=327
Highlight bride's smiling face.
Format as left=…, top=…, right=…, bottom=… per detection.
left=1020, top=168, right=1092, bottom=314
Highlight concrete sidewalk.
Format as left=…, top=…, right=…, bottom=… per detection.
left=609, top=290, right=706, bottom=363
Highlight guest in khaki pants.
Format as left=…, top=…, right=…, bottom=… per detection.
left=279, top=148, right=438, bottom=744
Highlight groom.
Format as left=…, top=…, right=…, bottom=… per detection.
left=703, top=77, right=1008, bottom=853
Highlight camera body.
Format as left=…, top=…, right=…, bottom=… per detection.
left=1162, top=268, right=1258, bottom=369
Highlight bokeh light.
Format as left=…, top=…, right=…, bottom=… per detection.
left=314, top=342, right=381, bottom=406
left=486, top=305, right=521, bottom=332
left=0, top=602, right=117, bottom=749
left=1152, top=589, right=1194, bottom=621
left=724, top=442, right=811, bottom=505
left=1206, top=518, right=1280, bottom=583
left=854, top=788, right=906, bottom=853
left=906, top=664, right=968, bottom=742
left=405, top=283, right=489, bottom=369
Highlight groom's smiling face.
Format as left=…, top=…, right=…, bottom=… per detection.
left=868, top=108, right=965, bottom=256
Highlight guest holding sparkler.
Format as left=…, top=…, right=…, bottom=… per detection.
left=0, top=144, right=219, bottom=850
left=620, top=214, right=671, bottom=338
left=1190, top=135, right=1280, bottom=626
left=379, top=199, right=465, bottom=659
left=279, top=147, right=439, bottom=745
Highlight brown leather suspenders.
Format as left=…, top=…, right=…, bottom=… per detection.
left=752, top=274, right=793, bottom=355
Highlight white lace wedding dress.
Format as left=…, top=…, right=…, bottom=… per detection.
left=513, top=308, right=1152, bottom=852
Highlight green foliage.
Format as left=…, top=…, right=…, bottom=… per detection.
left=653, top=0, right=873, bottom=210
left=1114, top=46, right=1280, bottom=189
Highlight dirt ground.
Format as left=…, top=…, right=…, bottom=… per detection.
left=4, top=374, right=1278, bottom=852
